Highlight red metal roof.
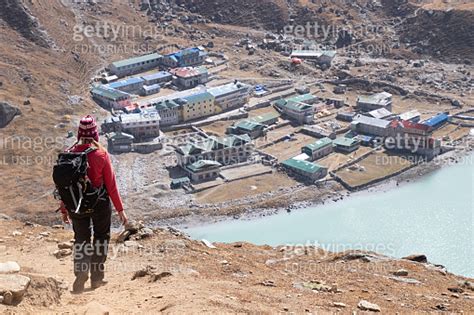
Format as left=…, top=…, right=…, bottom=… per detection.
left=390, top=119, right=431, bottom=132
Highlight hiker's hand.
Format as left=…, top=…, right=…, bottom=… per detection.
left=62, top=212, right=70, bottom=225
left=118, top=211, right=128, bottom=226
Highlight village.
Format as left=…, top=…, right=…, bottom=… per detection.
left=89, top=44, right=473, bottom=210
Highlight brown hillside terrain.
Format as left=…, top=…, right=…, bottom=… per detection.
left=1, top=218, right=473, bottom=313
left=0, top=0, right=472, bottom=222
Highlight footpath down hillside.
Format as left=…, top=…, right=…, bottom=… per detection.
left=0, top=217, right=473, bottom=313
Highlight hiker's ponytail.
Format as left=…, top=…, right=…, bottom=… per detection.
left=79, top=138, right=106, bottom=152
left=91, top=139, right=106, bottom=152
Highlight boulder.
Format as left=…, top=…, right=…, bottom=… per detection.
left=357, top=300, right=381, bottom=312
left=0, top=261, right=20, bottom=274
left=57, top=242, right=73, bottom=250
left=402, top=254, right=428, bottom=263
left=53, top=249, right=72, bottom=259
left=0, top=102, right=21, bottom=128
left=393, top=269, right=408, bottom=277
left=0, top=274, right=31, bottom=304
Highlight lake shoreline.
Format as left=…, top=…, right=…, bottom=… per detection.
left=152, top=143, right=473, bottom=231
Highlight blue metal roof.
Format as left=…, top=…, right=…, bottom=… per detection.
left=107, top=77, right=144, bottom=89
left=422, top=113, right=449, bottom=127
left=141, top=71, right=172, bottom=81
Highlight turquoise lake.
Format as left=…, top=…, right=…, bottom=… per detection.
left=186, top=154, right=474, bottom=277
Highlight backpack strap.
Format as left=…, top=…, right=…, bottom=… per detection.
left=83, top=147, right=97, bottom=155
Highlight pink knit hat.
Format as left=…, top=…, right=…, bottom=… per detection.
left=77, top=115, right=99, bottom=141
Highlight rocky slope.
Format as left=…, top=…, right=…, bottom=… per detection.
left=1, top=217, right=473, bottom=313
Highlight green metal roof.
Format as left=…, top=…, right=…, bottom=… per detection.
left=111, top=53, right=162, bottom=69
left=250, top=112, right=280, bottom=124
left=282, top=159, right=325, bottom=174
left=274, top=94, right=316, bottom=112
left=234, top=120, right=264, bottom=132
left=154, top=99, right=180, bottom=110
left=285, top=101, right=313, bottom=112
left=287, top=94, right=317, bottom=104
left=91, top=86, right=129, bottom=100
left=183, top=91, right=214, bottom=104
left=303, top=137, right=332, bottom=152
left=333, top=137, right=359, bottom=147
left=186, top=160, right=221, bottom=172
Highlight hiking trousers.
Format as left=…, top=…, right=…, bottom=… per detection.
left=71, top=198, right=112, bottom=283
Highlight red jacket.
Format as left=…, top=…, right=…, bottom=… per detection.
left=60, top=144, right=124, bottom=213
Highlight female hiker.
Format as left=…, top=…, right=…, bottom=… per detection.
left=59, top=115, right=128, bottom=293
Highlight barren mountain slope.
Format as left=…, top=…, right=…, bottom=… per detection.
left=0, top=0, right=472, bottom=221
left=1, top=218, right=473, bottom=313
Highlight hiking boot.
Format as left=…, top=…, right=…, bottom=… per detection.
left=72, top=277, right=87, bottom=294
left=91, top=280, right=108, bottom=290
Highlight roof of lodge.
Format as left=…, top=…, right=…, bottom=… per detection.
left=170, top=66, right=208, bottom=78
left=182, top=91, right=214, bottom=104
left=207, top=82, right=251, bottom=98
left=333, top=137, right=360, bottom=147
left=281, top=158, right=325, bottom=174
left=422, top=113, right=449, bottom=127
left=367, top=108, right=393, bottom=119
left=91, top=86, right=130, bottom=100
left=399, top=110, right=421, bottom=121
left=274, top=94, right=317, bottom=112
left=142, top=84, right=161, bottom=91
left=357, top=92, right=392, bottom=106
left=303, top=137, right=333, bottom=152
left=111, top=53, right=162, bottom=69
left=141, top=71, right=172, bottom=81
left=250, top=112, right=280, bottom=124
left=390, top=119, right=431, bottom=131
left=107, top=77, right=144, bottom=89
left=154, top=99, right=181, bottom=110
left=352, top=114, right=391, bottom=128
left=234, top=112, right=280, bottom=131
left=120, top=112, right=160, bottom=124
left=176, top=134, right=251, bottom=156
left=186, top=160, right=222, bottom=173
left=234, top=120, right=265, bottom=132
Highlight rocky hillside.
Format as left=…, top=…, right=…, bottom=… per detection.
left=1, top=217, right=473, bottom=312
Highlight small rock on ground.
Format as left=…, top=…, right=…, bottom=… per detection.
left=0, top=274, right=31, bottom=304
left=393, top=269, right=408, bottom=276
left=358, top=300, right=381, bottom=312
left=402, top=254, right=428, bottom=263
left=0, top=261, right=20, bottom=274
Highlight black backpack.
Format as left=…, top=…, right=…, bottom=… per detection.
left=53, top=147, right=106, bottom=217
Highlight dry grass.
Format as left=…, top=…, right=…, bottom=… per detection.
left=248, top=106, right=280, bottom=118
left=195, top=173, right=297, bottom=204
left=432, top=123, right=472, bottom=141
left=263, top=132, right=317, bottom=161
left=336, top=152, right=414, bottom=188
left=202, top=119, right=237, bottom=136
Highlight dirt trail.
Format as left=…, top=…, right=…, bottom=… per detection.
left=1, top=218, right=473, bottom=313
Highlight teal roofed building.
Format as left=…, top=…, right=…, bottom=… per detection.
left=274, top=93, right=318, bottom=124
left=181, top=91, right=216, bottom=121
left=228, top=112, right=280, bottom=139
left=108, top=53, right=162, bottom=78
left=281, top=158, right=328, bottom=181
left=185, top=160, right=222, bottom=182
left=302, top=137, right=333, bottom=161
left=175, top=134, right=253, bottom=167
left=91, top=86, right=131, bottom=109
left=333, top=137, right=360, bottom=153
